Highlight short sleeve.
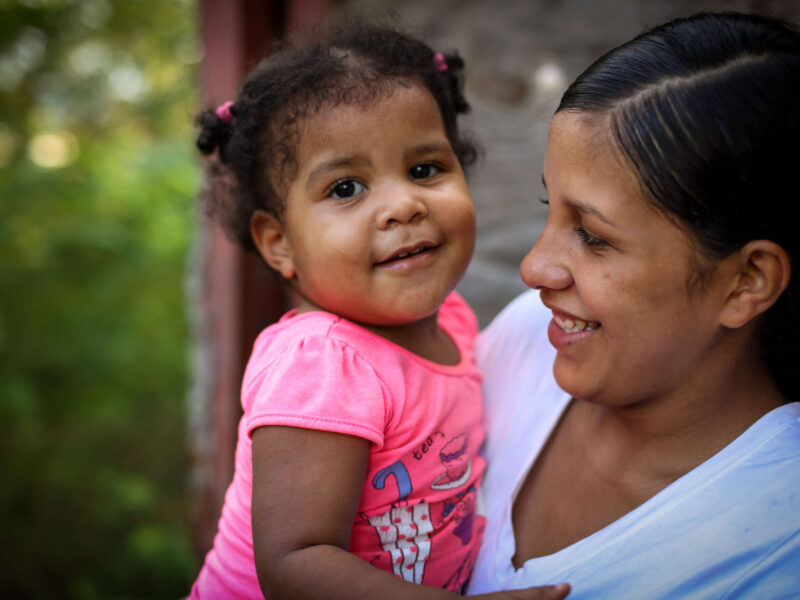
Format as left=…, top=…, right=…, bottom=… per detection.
left=243, top=335, right=389, bottom=449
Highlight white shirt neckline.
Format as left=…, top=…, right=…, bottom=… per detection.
left=497, top=401, right=800, bottom=583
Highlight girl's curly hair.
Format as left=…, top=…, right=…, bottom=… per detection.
left=196, top=20, right=476, bottom=254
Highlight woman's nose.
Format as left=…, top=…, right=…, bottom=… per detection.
left=376, top=183, right=428, bottom=229
left=520, top=224, right=573, bottom=290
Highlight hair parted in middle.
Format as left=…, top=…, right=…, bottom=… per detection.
left=195, top=19, right=476, bottom=254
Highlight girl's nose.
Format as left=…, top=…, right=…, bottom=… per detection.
left=520, top=224, right=573, bottom=290
left=376, top=184, right=428, bottom=230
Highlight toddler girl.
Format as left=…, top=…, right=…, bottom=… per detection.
left=190, top=21, right=569, bottom=600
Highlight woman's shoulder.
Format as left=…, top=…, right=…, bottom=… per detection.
left=745, top=402, right=800, bottom=465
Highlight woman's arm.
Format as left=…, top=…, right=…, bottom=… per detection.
left=252, top=425, right=569, bottom=600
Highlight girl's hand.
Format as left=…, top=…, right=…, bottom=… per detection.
left=470, top=583, right=571, bottom=600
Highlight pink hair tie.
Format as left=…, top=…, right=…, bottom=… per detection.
left=215, top=101, right=234, bottom=123
left=434, top=52, right=448, bottom=72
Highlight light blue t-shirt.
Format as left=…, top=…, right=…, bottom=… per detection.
left=469, top=290, right=800, bottom=599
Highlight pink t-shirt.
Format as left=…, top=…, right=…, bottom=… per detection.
left=191, top=292, right=486, bottom=598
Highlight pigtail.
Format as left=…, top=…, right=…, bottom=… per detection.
left=431, top=50, right=477, bottom=168
left=195, top=105, right=235, bottom=159
left=436, top=52, right=470, bottom=115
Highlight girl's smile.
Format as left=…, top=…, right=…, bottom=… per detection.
left=374, top=241, right=440, bottom=268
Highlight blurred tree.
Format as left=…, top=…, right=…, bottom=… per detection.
left=0, top=0, right=198, bottom=597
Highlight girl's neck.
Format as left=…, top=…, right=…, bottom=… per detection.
left=295, top=299, right=460, bottom=366
left=363, top=317, right=461, bottom=366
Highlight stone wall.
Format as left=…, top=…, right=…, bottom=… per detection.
left=331, top=0, right=800, bottom=325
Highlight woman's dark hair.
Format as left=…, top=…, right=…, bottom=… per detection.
left=195, top=20, right=476, bottom=253
left=556, top=11, right=800, bottom=401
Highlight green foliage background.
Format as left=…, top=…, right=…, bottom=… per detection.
left=0, top=0, right=198, bottom=597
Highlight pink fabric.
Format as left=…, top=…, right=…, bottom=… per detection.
left=191, top=292, right=486, bottom=598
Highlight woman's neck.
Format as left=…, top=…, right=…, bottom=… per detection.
left=577, top=350, right=784, bottom=487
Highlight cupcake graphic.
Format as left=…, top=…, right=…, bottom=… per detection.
left=431, top=433, right=472, bottom=490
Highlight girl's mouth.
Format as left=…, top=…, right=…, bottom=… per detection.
left=375, top=243, right=439, bottom=266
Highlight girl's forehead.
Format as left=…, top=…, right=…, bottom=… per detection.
left=296, top=83, right=442, bottom=144
left=301, top=79, right=428, bottom=122
left=271, top=83, right=446, bottom=191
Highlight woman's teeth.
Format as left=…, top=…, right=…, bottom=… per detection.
left=554, top=314, right=600, bottom=333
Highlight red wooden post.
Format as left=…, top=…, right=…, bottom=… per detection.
left=191, top=0, right=329, bottom=564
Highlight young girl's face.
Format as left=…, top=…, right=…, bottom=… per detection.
left=258, top=83, right=475, bottom=327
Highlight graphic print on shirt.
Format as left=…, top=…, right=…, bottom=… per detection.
left=373, top=460, right=413, bottom=502
left=367, top=432, right=476, bottom=585
left=441, top=483, right=477, bottom=545
left=369, top=461, right=431, bottom=583
left=431, top=432, right=472, bottom=490
left=368, top=500, right=434, bottom=583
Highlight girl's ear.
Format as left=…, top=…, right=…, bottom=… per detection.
left=719, top=240, right=791, bottom=329
left=250, top=210, right=296, bottom=280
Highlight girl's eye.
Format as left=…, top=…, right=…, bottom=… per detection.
left=330, top=179, right=366, bottom=200
left=575, top=227, right=609, bottom=247
left=539, top=197, right=549, bottom=206
left=409, top=162, right=441, bottom=180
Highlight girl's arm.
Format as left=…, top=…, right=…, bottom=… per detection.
left=252, top=425, right=570, bottom=600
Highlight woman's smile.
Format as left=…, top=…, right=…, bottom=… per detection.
left=546, top=306, right=601, bottom=350
left=552, top=311, right=600, bottom=334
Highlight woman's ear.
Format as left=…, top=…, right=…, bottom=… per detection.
left=719, top=240, right=791, bottom=329
left=250, top=210, right=296, bottom=280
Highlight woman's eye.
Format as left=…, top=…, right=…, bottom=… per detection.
left=539, top=196, right=549, bottom=206
left=330, top=179, right=366, bottom=200
left=575, top=227, right=608, bottom=247
left=409, top=162, right=441, bottom=180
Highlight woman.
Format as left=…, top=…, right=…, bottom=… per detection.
left=469, top=12, right=800, bottom=599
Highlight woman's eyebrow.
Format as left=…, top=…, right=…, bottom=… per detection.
left=565, top=197, right=616, bottom=226
left=542, top=175, right=616, bottom=227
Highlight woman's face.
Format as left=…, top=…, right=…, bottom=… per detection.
left=522, top=111, right=729, bottom=407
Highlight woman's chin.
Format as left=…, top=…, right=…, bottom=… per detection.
left=552, top=358, right=605, bottom=404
